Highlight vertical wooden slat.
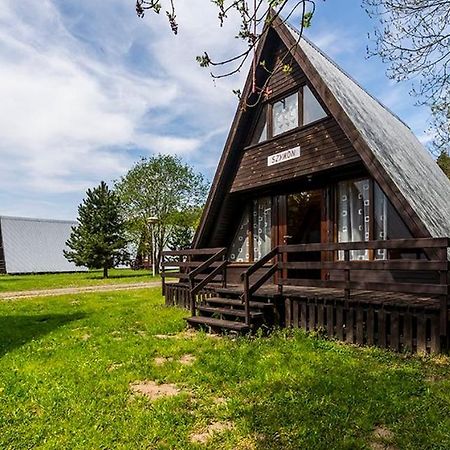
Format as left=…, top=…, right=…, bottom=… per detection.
left=403, top=311, right=413, bottom=352
left=417, top=311, right=427, bottom=354
left=285, top=298, right=292, bottom=327
left=366, top=308, right=375, bottom=346
left=430, top=314, right=441, bottom=354
left=317, top=303, right=324, bottom=329
left=293, top=300, right=299, bottom=328
left=346, top=307, right=354, bottom=343
left=390, top=310, right=400, bottom=351
left=378, top=309, right=386, bottom=348
left=327, top=302, right=334, bottom=337
left=356, top=307, right=364, bottom=345
left=301, top=302, right=308, bottom=330
left=336, top=303, right=344, bottom=340
left=308, top=302, right=316, bottom=331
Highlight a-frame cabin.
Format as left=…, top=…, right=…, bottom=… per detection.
left=162, top=14, right=450, bottom=353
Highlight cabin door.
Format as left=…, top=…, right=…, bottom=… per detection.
left=283, top=190, right=323, bottom=279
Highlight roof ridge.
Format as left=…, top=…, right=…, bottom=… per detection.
left=0, top=215, right=77, bottom=224
left=284, top=21, right=411, bottom=130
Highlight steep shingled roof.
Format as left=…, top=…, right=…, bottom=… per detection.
left=288, top=27, right=450, bottom=238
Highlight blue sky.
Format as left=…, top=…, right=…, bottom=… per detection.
left=0, top=0, right=431, bottom=220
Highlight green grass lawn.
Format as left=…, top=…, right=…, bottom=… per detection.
left=0, top=268, right=157, bottom=292
left=1, top=288, right=450, bottom=449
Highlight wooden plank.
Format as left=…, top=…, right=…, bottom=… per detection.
left=278, top=260, right=447, bottom=271
left=163, top=247, right=226, bottom=256
left=317, top=303, right=325, bottom=329
left=403, top=311, right=413, bottom=352
left=390, top=310, right=400, bottom=351
left=417, top=312, right=427, bottom=353
left=366, top=308, right=375, bottom=346
left=301, top=302, right=307, bottom=330
left=430, top=314, right=441, bottom=354
left=292, top=300, right=299, bottom=328
left=378, top=309, right=386, bottom=348
left=336, top=304, right=344, bottom=340
left=308, top=302, right=316, bottom=331
left=326, top=302, right=334, bottom=336
left=280, top=278, right=447, bottom=296
left=278, top=238, right=449, bottom=252
left=346, top=307, right=354, bottom=343
left=356, top=308, right=364, bottom=345
left=285, top=298, right=292, bottom=327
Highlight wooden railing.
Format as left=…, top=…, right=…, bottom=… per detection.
left=242, top=238, right=450, bottom=342
left=161, top=247, right=227, bottom=315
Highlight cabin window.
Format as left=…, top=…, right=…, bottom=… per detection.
left=228, top=208, right=250, bottom=262
left=253, top=197, right=272, bottom=261
left=228, top=197, right=272, bottom=262
left=272, top=92, right=299, bottom=136
left=337, top=179, right=412, bottom=260
left=337, top=179, right=371, bottom=260
left=251, top=107, right=268, bottom=145
left=303, top=85, right=327, bottom=125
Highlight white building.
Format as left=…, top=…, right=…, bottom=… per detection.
left=0, top=216, right=87, bottom=274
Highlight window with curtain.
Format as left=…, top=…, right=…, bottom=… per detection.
left=228, top=208, right=250, bottom=262
left=337, top=179, right=371, bottom=260
left=272, top=92, right=299, bottom=136
left=337, top=179, right=412, bottom=260
left=252, top=197, right=272, bottom=261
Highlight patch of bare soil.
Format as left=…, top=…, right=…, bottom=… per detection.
left=190, top=421, right=234, bottom=444
left=130, top=381, right=180, bottom=401
left=370, top=426, right=397, bottom=450
left=154, top=356, right=173, bottom=366
left=179, top=354, right=196, bottom=365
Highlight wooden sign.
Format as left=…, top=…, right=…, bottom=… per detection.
left=267, top=146, right=301, bottom=166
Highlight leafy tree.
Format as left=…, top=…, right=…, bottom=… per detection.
left=168, top=207, right=203, bottom=251
left=364, top=0, right=450, bottom=153
left=115, top=155, right=209, bottom=272
left=437, top=150, right=450, bottom=180
left=65, top=181, right=129, bottom=278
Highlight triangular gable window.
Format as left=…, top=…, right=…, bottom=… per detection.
left=303, top=85, right=327, bottom=125
left=250, top=106, right=268, bottom=145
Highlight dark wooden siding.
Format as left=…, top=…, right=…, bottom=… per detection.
left=231, top=118, right=361, bottom=192
left=267, top=43, right=307, bottom=98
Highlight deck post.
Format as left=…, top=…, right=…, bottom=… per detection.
left=243, top=273, right=250, bottom=326
left=344, top=249, right=350, bottom=302
left=439, top=247, right=449, bottom=351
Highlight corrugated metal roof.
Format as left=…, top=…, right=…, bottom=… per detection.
left=0, top=216, right=87, bottom=273
left=287, top=27, right=450, bottom=238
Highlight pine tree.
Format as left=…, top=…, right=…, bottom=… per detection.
left=65, top=181, right=129, bottom=278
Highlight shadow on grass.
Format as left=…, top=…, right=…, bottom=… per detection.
left=0, top=312, right=85, bottom=357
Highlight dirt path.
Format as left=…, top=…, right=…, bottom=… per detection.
left=0, top=281, right=161, bottom=301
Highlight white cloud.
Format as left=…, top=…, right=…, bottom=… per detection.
left=0, top=0, right=248, bottom=218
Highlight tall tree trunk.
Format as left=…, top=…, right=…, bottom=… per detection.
left=103, top=266, right=108, bottom=278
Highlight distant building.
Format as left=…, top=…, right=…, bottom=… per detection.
left=0, top=216, right=87, bottom=274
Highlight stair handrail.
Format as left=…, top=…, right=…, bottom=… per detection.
left=188, top=247, right=227, bottom=317
left=241, top=247, right=280, bottom=326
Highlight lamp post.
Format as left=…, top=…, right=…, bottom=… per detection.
left=147, top=217, right=158, bottom=277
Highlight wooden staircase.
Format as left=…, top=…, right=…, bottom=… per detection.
left=186, top=286, right=276, bottom=334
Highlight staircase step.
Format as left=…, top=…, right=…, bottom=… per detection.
left=186, top=316, right=250, bottom=332
left=197, top=305, right=264, bottom=319
left=206, top=297, right=273, bottom=310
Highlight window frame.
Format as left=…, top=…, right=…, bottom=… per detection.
left=246, top=84, right=328, bottom=148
